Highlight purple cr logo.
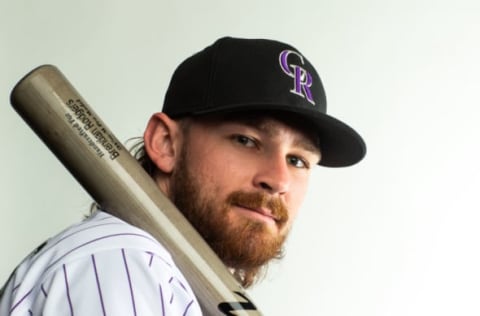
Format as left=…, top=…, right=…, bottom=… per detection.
left=279, top=49, right=315, bottom=105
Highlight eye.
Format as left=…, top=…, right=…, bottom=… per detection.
left=287, top=155, right=309, bottom=169
left=232, top=134, right=257, bottom=148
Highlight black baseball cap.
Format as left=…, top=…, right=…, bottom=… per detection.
left=163, top=36, right=366, bottom=167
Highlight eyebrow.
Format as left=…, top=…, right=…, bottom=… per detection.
left=240, top=118, right=321, bottom=157
left=293, top=138, right=321, bottom=157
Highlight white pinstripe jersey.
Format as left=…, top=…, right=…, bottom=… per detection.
left=0, top=211, right=203, bottom=315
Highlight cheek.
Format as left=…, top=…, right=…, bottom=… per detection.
left=188, top=147, right=248, bottom=195
left=286, top=177, right=311, bottom=220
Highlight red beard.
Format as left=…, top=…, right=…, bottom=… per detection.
left=170, top=150, right=290, bottom=272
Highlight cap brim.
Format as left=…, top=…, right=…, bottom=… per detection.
left=308, top=110, right=366, bottom=167
left=188, top=103, right=366, bottom=167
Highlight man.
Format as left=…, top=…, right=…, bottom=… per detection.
left=1, top=37, right=366, bottom=315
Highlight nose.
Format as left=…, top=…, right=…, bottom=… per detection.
left=253, top=155, right=291, bottom=195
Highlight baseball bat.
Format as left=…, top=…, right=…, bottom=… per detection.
left=10, top=65, right=262, bottom=316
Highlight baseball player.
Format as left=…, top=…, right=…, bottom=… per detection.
left=1, top=37, right=366, bottom=315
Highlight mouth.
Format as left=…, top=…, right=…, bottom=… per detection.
left=233, top=204, right=279, bottom=224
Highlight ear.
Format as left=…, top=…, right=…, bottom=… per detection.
left=143, top=112, right=181, bottom=174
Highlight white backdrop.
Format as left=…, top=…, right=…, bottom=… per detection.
left=1, top=1, right=480, bottom=315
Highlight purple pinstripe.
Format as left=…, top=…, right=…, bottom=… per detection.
left=148, top=252, right=154, bottom=267
left=62, top=264, right=74, bottom=316
left=121, top=249, right=137, bottom=316
left=9, top=288, right=33, bottom=313
left=91, top=254, right=107, bottom=316
left=146, top=250, right=173, bottom=268
left=159, top=284, right=166, bottom=316
left=40, top=284, right=48, bottom=297
left=183, top=300, right=194, bottom=316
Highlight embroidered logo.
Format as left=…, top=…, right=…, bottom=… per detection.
left=279, top=49, right=315, bottom=105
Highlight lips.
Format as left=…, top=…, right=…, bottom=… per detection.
left=237, top=205, right=278, bottom=221
left=227, top=191, right=289, bottom=225
left=232, top=205, right=277, bottom=226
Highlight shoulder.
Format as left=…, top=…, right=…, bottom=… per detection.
left=47, top=210, right=173, bottom=263
left=1, top=211, right=203, bottom=315
left=27, top=210, right=176, bottom=281
left=38, top=246, right=201, bottom=315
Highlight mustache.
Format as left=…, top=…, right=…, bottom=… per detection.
left=226, top=191, right=289, bottom=224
